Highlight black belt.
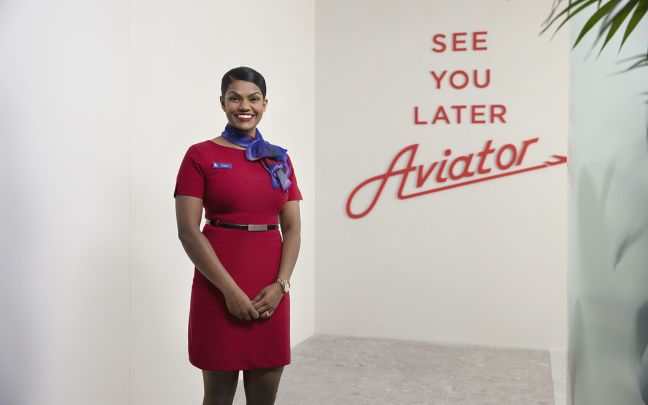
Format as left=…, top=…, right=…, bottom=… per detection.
left=206, top=219, right=279, bottom=231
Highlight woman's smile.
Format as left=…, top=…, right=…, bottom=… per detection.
left=235, top=113, right=254, bottom=122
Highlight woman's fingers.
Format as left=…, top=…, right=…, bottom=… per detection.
left=253, top=300, right=270, bottom=311
left=252, top=302, right=274, bottom=318
left=238, top=299, right=275, bottom=320
left=235, top=302, right=260, bottom=321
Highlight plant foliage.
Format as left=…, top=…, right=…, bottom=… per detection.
left=542, top=0, right=648, bottom=71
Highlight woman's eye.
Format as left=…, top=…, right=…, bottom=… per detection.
left=228, top=97, right=239, bottom=101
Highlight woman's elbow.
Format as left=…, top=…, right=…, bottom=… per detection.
left=282, top=225, right=301, bottom=239
left=177, top=226, right=200, bottom=242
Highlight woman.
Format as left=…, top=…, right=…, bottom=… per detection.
left=174, top=66, right=302, bottom=405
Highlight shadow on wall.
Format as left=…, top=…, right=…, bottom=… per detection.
left=0, top=4, right=41, bottom=400
left=635, top=127, right=648, bottom=404
left=0, top=100, right=40, bottom=403
left=571, top=123, right=648, bottom=405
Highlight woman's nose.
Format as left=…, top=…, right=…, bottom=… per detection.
left=238, top=100, right=250, bottom=110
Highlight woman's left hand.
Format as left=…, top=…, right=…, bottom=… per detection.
left=251, top=283, right=284, bottom=319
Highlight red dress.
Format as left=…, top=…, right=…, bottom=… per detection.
left=173, top=139, right=303, bottom=371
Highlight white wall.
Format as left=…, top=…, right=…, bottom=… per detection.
left=0, top=1, right=130, bottom=404
left=130, top=1, right=315, bottom=404
left=315, top=0, right=569, bottom=350
left=569, top=12, right=648, bottom=405
left=0, top=1, right=315, bottom=404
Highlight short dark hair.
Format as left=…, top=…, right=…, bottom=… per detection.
left=221, top=66, right=267, bottom=98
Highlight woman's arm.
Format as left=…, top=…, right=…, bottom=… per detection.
left=175, top=195, right=259, bottom=321
left=250, top=200, right=302, bottom=318
left=277, top=200, right=302, bottom=282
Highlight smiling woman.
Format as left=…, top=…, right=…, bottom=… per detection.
left=174, top=66, right=303, bottom=405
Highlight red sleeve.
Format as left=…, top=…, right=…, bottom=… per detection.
left=287, top=155, right=303, bottom=201
left=173, top=145, right=205, bottom=199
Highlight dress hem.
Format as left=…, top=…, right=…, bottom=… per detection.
left=189, top=356, right=291, bottom=371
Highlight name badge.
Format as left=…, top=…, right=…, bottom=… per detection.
left=212, top=162, right=232, bottom=170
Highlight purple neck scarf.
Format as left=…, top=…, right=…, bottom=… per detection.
left=221, top=124, right=292, bottom=192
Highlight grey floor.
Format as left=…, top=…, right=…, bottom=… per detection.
left=233, top=334, right=563, bottom=405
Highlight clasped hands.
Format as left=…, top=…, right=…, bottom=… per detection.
left=224, top=282, right=284, bottom=321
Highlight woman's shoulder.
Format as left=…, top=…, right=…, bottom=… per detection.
left=182, top=139, right=248, bottom=169
left=183, top=139, right=226, bottom=158
left=185, top=139, right=214, bottom=151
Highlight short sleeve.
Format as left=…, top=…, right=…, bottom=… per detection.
left=173, top=145, right=205, bottom=199
left=287, top=155, right=303, bottom=201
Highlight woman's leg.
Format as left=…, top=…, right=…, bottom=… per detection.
left=242, top=366, right=284, bottom=405
left=202, top=369, right=240, bottom=405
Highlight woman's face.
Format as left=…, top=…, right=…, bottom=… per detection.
left=220, top=80, right=267, bottom=138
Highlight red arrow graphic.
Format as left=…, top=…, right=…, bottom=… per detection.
left=399, top=154, right=567, bottom=199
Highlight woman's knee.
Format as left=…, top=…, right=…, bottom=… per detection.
left=243, top=366, right=284, bottom=404
left=202, top=369, right=239, bottom=405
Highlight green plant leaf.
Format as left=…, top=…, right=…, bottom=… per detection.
left=616, top=53, right=648, bottom=62
left=543, top=0, right=586, bottom=26
left=573, top=0, right=623, bottom=48
left=600, top=0, right=639, bottom=52
left=540, top=0, right=597, bottom=35
left=620, top=0, right=648, bottom=48
left=615, top=53, right=648, bottom=73
left=627, top=56, right=648, bottom=70
left=542, top=0, right=600, bottom=37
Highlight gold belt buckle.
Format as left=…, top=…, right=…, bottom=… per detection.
left=248, top=224, right=268, bottom=231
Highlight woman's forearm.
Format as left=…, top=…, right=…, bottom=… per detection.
left=277, top=228, right=301, bottom=281
left=178, top=230, right=240, bottom=295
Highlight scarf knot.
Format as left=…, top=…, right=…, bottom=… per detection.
left=221, top=124, right=292, bottom=191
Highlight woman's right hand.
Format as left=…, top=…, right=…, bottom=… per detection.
left=223, top=287, right=260, bottom=321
